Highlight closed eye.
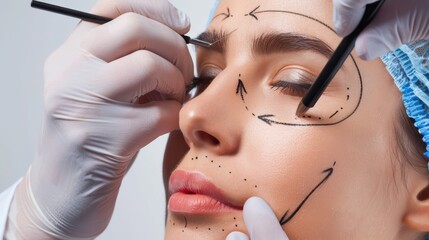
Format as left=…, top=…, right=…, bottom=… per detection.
left=271, top=81, right=311, bottom=97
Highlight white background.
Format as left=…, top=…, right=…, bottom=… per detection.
left=0, top=0, right=214, bottom=239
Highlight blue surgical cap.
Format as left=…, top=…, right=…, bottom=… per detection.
left=382, top=40, right=429, bottom=164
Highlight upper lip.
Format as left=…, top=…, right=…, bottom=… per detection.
left=169, top=170, right=243, bottom=210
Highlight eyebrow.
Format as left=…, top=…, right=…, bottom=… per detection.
left=253, top=32, right=333, bottom=58
left=196, top=30, right=334, bottom=59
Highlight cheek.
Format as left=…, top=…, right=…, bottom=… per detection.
left=242, top=124, right=392, bottom=238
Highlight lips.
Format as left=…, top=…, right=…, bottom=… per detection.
left=168, top=170, right=242, bottom=214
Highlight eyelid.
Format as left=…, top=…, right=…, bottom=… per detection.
left=273, top=67, right=316, bottom=84
left=198, top=64, right=223, bottom=78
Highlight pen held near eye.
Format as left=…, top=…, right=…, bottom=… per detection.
left=295, top=0, right=385, bottom=117
left=30, top=0, right=212, bottom=48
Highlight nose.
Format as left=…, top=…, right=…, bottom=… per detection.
left=179, top=74, right=242, bottom=155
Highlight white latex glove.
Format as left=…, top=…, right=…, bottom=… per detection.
left=5, top=0, right=193, bottom=239
left=333, top=0, right=429, bottom=60
left=226, top=197, right=289, bottom=240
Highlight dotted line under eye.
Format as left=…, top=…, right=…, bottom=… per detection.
left=237, top=74, right=328, bottom=121
left=328, top=87, right=351, bottom=119
left=237, top=74, right=355, bottom=122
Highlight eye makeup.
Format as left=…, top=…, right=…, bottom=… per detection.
left=271, top=68, right=315, bottom=97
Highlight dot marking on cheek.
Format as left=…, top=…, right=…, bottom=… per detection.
left=185, top=155, right=261, bottom=232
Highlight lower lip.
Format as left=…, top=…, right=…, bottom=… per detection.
left=168, top=192, right=241, bottom=214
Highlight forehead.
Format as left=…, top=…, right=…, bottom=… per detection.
left=208, top=0, right=339, bottom=51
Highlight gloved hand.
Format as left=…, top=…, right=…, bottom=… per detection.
left=333, top=0, right=429, bottom=60
left=5, top=0, right=193, bottom=239
left=225, top=197, right=289, bottom=240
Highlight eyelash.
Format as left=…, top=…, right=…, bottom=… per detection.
left=271, top=81, right=312, bottom=97
left=188, top=75, right=313, bottom=98
left=186, top=76, right=214, bottom=93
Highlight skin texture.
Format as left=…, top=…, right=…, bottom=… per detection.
left=163, top=0, right=429, bottom=239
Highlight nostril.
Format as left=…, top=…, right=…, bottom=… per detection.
left=196, top=131, right=220, bottom=146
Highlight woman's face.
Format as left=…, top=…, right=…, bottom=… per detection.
left=164, top=0, right=408, bottom=239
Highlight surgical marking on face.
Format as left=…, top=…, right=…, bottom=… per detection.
left=329, top=110, right=339, bottom=119
left=279, top=161, right=336, bottom=225
left=169, top=155, right=257, bottom=233
left=244, top=5, right=260, bottom=20
left=170, top=212, right=241, bottom=234
left=244, top=5, right=335, bottom=32
left=235, top=77, right=350, bottom=126
left=236, top=75, right=247, bottom=103
left=213, top=7, right=363, bottom=126
left=213, top=7, right=233, bottom=21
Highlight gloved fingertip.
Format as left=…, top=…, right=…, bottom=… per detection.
left=162, top=2, right=191, bottom=34
left=355, top=34, right=387, bottom=61
left=169, top=6, right=191, bottom=34
left=177, top=10, right=191, bottom=32
left=244, top=196, right=277, bottom=218
left=333, top=11, right=349, bottom=37
left=355, top=44, right=371, bottom=61
left=225, top=231, right=250, bottom=240
left=243, top=197, right=289, bottom=239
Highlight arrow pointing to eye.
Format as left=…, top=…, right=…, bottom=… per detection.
left=236, top=79, right=248, bottom=102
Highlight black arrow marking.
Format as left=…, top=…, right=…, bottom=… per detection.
left=244, top=6, right=334, bottom=32
left=236, top=79, right=248, bottom=102
left=213, top=7, right=232, bottom=21
left=279, top=162, right=336, bottom=225
left=245, top=5, right=260, bottom=20
left=258, top=114, right=275, bottom=126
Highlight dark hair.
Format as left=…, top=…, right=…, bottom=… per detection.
left=394, top=104, right=428, bottom=177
